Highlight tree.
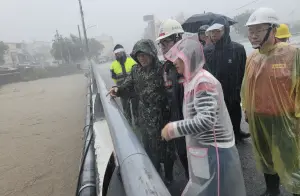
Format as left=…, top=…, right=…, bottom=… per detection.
left=88, top=38, right=104, bottom=59
left=51, top=33, right=84, bottom=63
left=51, top=33, right=104, bottom=64
left=0, top=42, right=9, bottom=65
left=68, top=34, right=85, bottom=62
left=51, top=33, right=70, bottom=63
left=233, top=10, right=254, bottom=38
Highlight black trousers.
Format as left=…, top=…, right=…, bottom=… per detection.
left=120, top=97, right=131, bottom=120
left=142, top=131, right=176, bottom=181
left=163, top=138, right=189, bottom=181
left=225, top=100, right=242, bottom=139
left=264, top=173, right=300, bottom=196
left=174, top=137, right=189, bottom=179
left=264, top=173, right=280, bottom=193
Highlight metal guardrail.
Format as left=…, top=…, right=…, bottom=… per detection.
left=77, top=73, right=97, bottom=196
left=92, top=64, right=171, bottom=196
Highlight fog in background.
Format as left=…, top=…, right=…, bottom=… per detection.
left=0, top=0, right=299, bottom=51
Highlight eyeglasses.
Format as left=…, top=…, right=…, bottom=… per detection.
left=248, top=28, right=270, bottom=36
left=158, top=38, right=173, bottom=48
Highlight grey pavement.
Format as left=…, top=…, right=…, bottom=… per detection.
left=96, top=62, right=291, bottom=196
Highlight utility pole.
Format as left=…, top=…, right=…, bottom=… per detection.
left=77, top=25, right=83, bottom=43
left=78, top=0, right=89, bottom=54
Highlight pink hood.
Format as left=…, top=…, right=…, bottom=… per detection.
left=164, top=35, right=205, bottom=82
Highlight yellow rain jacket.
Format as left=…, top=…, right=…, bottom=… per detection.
left=110, top=57, right=136, bottom=85
left=241, top=42, right=300, bottom=194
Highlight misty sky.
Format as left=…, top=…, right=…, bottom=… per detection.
left=0, top=0, right=298, bottom=50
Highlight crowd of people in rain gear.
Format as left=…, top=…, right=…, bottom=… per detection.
left=109, top=7, right=300, bottom=196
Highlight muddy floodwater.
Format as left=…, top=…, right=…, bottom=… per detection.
left=0, top=74, right=86, bottom=196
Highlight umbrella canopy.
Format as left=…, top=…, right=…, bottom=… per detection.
left=182, top=12, right=237, bottom=33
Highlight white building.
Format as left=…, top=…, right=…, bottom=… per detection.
left=3, top=42, right=31, bottom=67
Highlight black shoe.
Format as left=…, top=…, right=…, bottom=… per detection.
left=239, top=130, right=251, bottom=139
left=235, top=130, right=251, bottom=144
left=235, top=136, right=248, bottom=145
left=259, top=190, right=281, bottom=196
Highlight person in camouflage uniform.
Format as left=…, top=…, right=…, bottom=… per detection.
left=108, top=39, right=176, bottom=183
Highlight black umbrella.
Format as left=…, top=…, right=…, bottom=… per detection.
left=182, top=12, right=237, bottom=33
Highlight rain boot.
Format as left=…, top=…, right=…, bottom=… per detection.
left=260, top=173, right=281, bottom=196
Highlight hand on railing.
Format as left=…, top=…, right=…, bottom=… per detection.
left=108, top=87, right=118, bottom=97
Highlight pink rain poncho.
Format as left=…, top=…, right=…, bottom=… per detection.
left=164, top=35, right=246, bottom=196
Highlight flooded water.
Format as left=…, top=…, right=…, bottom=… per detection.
left=0, top=74, right=86, bottom=196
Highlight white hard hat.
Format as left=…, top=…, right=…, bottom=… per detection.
left=156, top=19, right=184, bottom=41
left=245, top=8, right=280, bottom=27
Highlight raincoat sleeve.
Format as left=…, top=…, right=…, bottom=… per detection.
left=294, top=48, right=300, bottom=118
left=240, top=52, right=254, bottom=111
left=116, top=66, right=136, bottom=97
left=240, top=77, right=246, bottom=112
left=167, top=82, right=218, bottom=139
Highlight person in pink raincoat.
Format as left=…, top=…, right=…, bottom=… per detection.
left=161, top=35, right=246, bottom=196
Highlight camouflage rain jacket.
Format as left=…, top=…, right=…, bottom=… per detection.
left=116, top=39, right=175, bottom=164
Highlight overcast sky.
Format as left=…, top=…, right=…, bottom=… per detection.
left=0, top=0, right=298, bottom=50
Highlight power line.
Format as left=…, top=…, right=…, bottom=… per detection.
left=225, top=0, right=262, bottom=15
left=288, top=8, right=295, bottom=16
left=78, top=0, right=89, bottom=54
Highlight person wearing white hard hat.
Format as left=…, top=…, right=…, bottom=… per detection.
left=204, top=16, right=250, bottom=144
left=156, top=19, right=185, bottom=54
left=242, top=7, right=300, bottom=196
left=156, top=19, right=190, bottom=182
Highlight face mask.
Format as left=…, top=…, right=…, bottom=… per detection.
left=116, top=53, right=126, bottom=63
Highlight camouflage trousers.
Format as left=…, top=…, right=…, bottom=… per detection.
left=137, top=127, right=176, bottom=178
